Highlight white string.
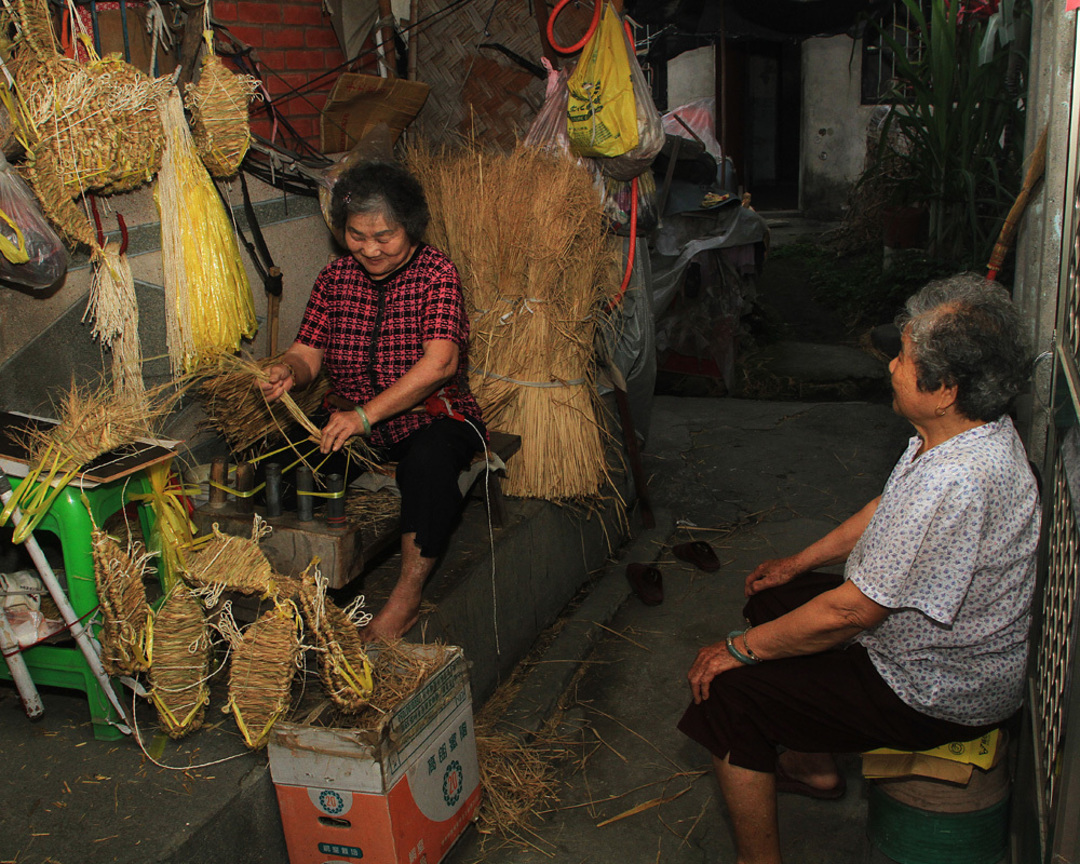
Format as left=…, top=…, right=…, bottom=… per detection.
left=471, top=367, right=587, bottom=389
left=461, top=417, right=498, bottom=658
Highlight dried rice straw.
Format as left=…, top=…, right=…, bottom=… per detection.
left=149, top=585, right=211, bottom=738
left=90, top=527, right=154, bottom=676
left=224, top=599, right=302, bottom=749
left=297, top=560, right=373, bottom=711
left=200, top=352, right=332, bottom=454
left=185, top=26, right=259, bottom=178
left=128, top=458, right=198, bottom=593
left=0, top=378, right=179, bottom=543
left=180, top=516, right=277, bottom=606
left=155, top=87, right=257, bottom=374
left=409, top=145, right=617, bottom=500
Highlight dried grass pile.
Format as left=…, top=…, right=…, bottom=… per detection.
left=224, top=600, right=302, bottom=749
left=180, top=518, right=277, bottom=606
left=297, top=562, right=373, bottom=711
left=91, top=528, right=154, bottom=676
left=185, top=30, right=259, bottom=179
left=200, top=353, right=332, bottom=453
left=0, top=379, right=177, bottom=543
left=343, top=489, right=400, bottom=539
left=409, top=145, right=617, bottom=500
left=149, top=586, right=211, bottom=738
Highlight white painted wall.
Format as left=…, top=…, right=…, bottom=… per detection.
left=800, top=35, right=875, bottom=216
left=667, top=45, right=715, bottom=111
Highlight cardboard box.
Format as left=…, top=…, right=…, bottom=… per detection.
left=269, top=646, right=480, bottom=864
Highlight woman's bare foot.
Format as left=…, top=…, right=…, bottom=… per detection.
left=360, top=582, right=421, bottom=641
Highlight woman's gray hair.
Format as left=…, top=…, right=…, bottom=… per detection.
left=896, top=272, right=1031, bottom=421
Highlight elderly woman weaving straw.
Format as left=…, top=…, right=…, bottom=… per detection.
left=678, top=274, right=1040, bottom=864
left=261, top=161, right=485, bottom=641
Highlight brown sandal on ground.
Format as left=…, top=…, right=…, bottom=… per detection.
left=626, top=563, right=664, bottom=606
left=672, top=540, right=721, bottom=572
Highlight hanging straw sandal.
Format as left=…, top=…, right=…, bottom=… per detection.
left=672, top=540, right=722, bottom=572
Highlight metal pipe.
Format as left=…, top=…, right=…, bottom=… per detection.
left=326, top=473, right=345, bottom=530
left=0, top=613, right=44, bottom=720
left=264, top=463, right=282, bottom=518
left=296, top=465, right=314, bottom=522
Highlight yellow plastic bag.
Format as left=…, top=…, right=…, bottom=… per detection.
left=566, top=3, right=638, bottom=158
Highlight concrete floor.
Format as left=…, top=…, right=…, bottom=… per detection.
left=450, top=395, right=915, bottom=864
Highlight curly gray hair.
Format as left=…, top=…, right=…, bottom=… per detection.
left=895, top=273, right=1031, bottom=422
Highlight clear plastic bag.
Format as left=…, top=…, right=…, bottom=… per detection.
left=0, top=154, right=67, bottom=289
left=317, top=123, right=395, bottom=246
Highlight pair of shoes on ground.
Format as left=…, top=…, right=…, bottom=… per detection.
left=626, top=540, right=723, bottom=605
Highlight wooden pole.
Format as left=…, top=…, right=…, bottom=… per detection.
left=377, top=0, right=397, bottom=77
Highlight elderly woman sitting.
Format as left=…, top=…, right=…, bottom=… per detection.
left=679, top=274, right=1040, bottom=864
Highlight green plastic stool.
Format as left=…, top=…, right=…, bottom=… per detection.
left=0, top=472, right=155, bottom=740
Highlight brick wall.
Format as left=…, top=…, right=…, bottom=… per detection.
left=211, top=0, right=374, bottom=148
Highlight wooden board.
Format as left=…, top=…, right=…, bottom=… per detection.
left=0, top=411, right=176, bottom=485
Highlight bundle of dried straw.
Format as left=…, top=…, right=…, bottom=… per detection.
left=0, top=379, right=177, bottom=543
left=149, top=586, right=211, bottom=738
left=200, top=353, right=332, bottom=454
left=156, top=88, right=257, bottom=374
left=226, top=600, right=301, bottom=749
left=297, top=561, right=373, bottom=712
left=409, top=146, right=617, bottom=499
left=91, top=528, right=154, bottom=676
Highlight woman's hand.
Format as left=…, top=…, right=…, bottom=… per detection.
left=319, top=408, right=370, bottom=454
left=745, top=556, right=803, bottom=597
left=260, top=363, right=295, bottom=402
left=688, top=640, right=744, bottom=703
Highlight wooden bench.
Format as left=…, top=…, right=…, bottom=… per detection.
left=192, top=430, right=522, bottom=589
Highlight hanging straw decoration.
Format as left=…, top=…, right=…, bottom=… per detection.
left=224, top=599, right=302, bottom=749
left=297, top=560, right=373, bottom=712
left=0, top=379, right=179, bottom=543
left=149, top=585, right=211, bottom=738
left=6, top=0, right=170, bottom=395
left=184, top=18, right=259, bottom=178
left=90, top=528, right=154, bottom=676
left=409, top=145, right=617, bottom=500
left=200, top=353, right=332, bottom=454
left=180, top=517, right=278, bottom=606
left=156, top=88, right=257, bottom=374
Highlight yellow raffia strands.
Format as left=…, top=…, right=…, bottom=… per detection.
left=128, top=459, right=198, bottom=593
left=155, top=88, right=256, bottom=375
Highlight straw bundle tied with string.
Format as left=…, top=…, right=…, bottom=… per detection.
left=0, top=378, right=179, bottom=543
left=90, top=527, right=154, bottom=676
left=156, top=87, right=257, bottom=374
left=185, top=15, right=259, bottom=179
left=297, top=560, right=373, bottom=712
left=149, top=585, right=211, bottom=738
left=409, top=145, right=617, bottom=500
left=180, top=516, right=277, bottom=607
left=223, top=599, right=302, bottom=749
left=200, top=352, right=332, bottom=454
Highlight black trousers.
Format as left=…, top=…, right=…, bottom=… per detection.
left=677, top=572, right=1000, bottom=772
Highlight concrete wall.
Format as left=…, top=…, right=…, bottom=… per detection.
left=1013, top=5, right=1075, bottom=468
left=667, top=45, right=716, bottom=111
left=800, top=35, right=875, bottom=217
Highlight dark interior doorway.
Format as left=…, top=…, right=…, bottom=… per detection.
left=721, top=38, right=801, bottom=211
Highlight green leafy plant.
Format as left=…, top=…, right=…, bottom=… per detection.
left=875, top=0, right=1028, bottom=267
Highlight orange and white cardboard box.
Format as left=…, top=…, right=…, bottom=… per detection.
left=268, top=646, right=481, bottom=864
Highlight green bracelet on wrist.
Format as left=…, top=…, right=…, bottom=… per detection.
left=354, top=405, right=372, bottom=436
left=726, top=629, right=760, bottom=666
